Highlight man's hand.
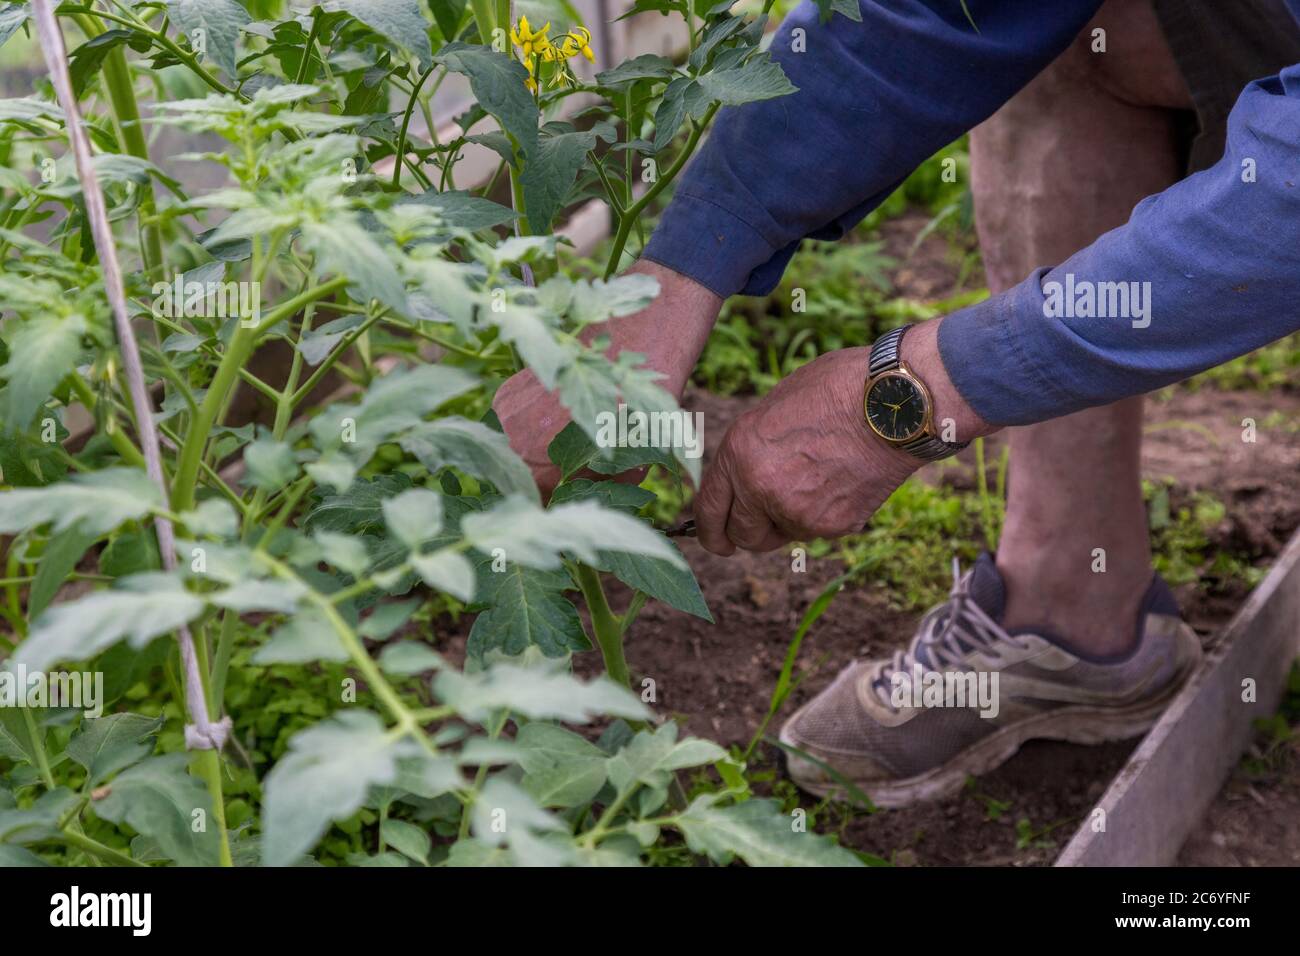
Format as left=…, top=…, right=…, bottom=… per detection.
left=493, top=260, right=722, bottom=498
left=695, top=319, right=991, bottom=554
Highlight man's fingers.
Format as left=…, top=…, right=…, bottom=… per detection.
left=694, top=460, right=735, bottom=556
left=724, top=493, right=782, bottom=552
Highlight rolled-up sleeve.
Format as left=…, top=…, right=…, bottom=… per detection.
left=939, top=65, right=1300, bottom=425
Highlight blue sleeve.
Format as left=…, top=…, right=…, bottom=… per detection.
left=641, top=0, right=1103, bottom=298
left=939, top=64, right=1300, bottom=426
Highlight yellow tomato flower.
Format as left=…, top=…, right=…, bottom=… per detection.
left=568, top=26, right=595, bottom=63
left=510, top=16, right=552, bottom=59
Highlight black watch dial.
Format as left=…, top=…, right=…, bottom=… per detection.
left=866, top=373, right=926, bottom=442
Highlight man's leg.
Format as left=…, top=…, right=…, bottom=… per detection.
left=779, top=0, right=1207, bottom=806
left=970, top=0, right=1193, bottom=656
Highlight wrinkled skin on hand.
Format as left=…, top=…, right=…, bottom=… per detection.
left=693, top=347, right=919, bottom=554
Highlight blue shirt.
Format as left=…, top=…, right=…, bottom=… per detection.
left=643, top=0, right=1300, bottom=425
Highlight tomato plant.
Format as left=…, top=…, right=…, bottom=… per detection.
left=0, top=0, right=861, bottom=866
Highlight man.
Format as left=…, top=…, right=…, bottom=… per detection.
left=495, top=0, right=1300, bottom=805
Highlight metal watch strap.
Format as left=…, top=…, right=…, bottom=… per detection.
left=867, top=325, right=969, bottom=462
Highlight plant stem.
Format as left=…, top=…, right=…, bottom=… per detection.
left=295, top=9, right=323, bottom=84
left=575, top=564, right=630, bottom=688
left=171, top=278, right=347, bottom=513
left=393, top=65, right=443, bottom=188
left=59, top=829, right=149, bottom=867
left=70, top=13, right=165, bottom=282
left=68, top=373, right=148, bottom=468
left=603, top=104, right=718, bottom=279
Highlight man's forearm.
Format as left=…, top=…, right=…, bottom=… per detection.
left=643, top=0, right=1102, bottom=299
left=938, top=65, right=1300, bottom=426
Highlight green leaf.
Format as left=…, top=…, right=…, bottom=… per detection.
left=652, top=77, right=692, bottom=151
left=300, top=217, right=407, bottom=313
left=253, top=605, right=348, bottom=664
left=593, top=540, right=711, bottom=621
left=426, top=0, right=469, bottom=39
left=29, top=524, right=100, bottom=619
left=696, top=54, right=797, bottom=107
left=486, top=301, right=573, bottom=389
left=435, top=664, right=651, bottom=724
left=546, top=422, right=598, bottom=481
left=331, top=0, right=434, bottom=68
left=0, top=4, right=27, bottom=54
left=461, top=495, right=684, bottom=570
left=382, top=818, right=431, bottom=865
left=434, top=43, right=538, bottom=157
left=469, top=777, right=570, bottom=866
left=262, top=711, right=406, bottom=866
left=165, top=0, right=250, bottom=77
left=313, top=530, right=372, bottom=577
left=68, top=30, right=152, bottom=98
left=93, top=754, right=219, bottom=866
left=210, top=578, right=306, bottom=613
left=0, top=788, right=79, bottom=845
left=399, top=417, right=538, bottom=501
left=466, top=564, right=587, bottom=660
left=674, top=796, right=865, bottom=867
left=15, top=573, right=203, bottom=673
left=0, top=845, right=49, bottom=866
left=568, top=274, right=659, bottom=326
left=0, top=699, right=43, bottom=766
left=377, top=640, right=444, bottom=675
left=402, top=189, right=517, bottom=230
left=595, top=54, right=676, bottom=88
left=66, top=713, right=165, bottom=787
left=517, top=723, right=607, bottom=808
left=382, top=487, right=444, bottom=549
left=100, top=529, right=162, bottom=578
left=607, top=723, right=725, bottom=796
left=411, top=548, right=477, bottom=602
left=359, top=599, right=420, bottom=640
left=180, top=498, right=239, bottom=538
left=310, top=365, right=479, bottom=459
left=519, top=127, right=605, bottom=233
left=812, top=0, right=864, bottom=23
left=244, top=437, right=299, bottom=491
left=0, top=469, right=160, bottom=537
left=549, top=479, right=656, bottom=515
left=304, top=473, right=414, bottom=535
left=0, top=312, right=86, bottom=431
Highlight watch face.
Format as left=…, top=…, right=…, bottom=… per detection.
left=866, top=373, right=927, bottom=442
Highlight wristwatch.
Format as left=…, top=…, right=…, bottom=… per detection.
left=863, top=325, right=968, bottom=462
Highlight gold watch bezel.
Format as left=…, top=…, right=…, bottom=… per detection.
left=862, top=362, right=935, bottom=445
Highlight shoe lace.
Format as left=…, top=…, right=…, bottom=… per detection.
left=874, top=557, right=1028, bottom=708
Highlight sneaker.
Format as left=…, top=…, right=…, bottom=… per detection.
left=778, top=553, right=1201, bottom=807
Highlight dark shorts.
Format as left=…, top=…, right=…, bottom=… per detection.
left=1153, top=0, right=1300, bottom=171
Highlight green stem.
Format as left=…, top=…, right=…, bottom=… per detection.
left=575, top=564, right=630, bottom=688
left=603, top=104, right=718, bottom=280
left=59, top=829, right=149, bottom=867
left=171, top=278, right=347, bottom=513
left=392, top=65, right=442, bottom=188
left=68, top=373, right=146, bottom=468
left=22, top=709, right=56, bottom=789
left=196, top=748, right=233, bottom=867
left=294, top=9, right=323, bottom=85
left=71, top=13, right=165, bottom=282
